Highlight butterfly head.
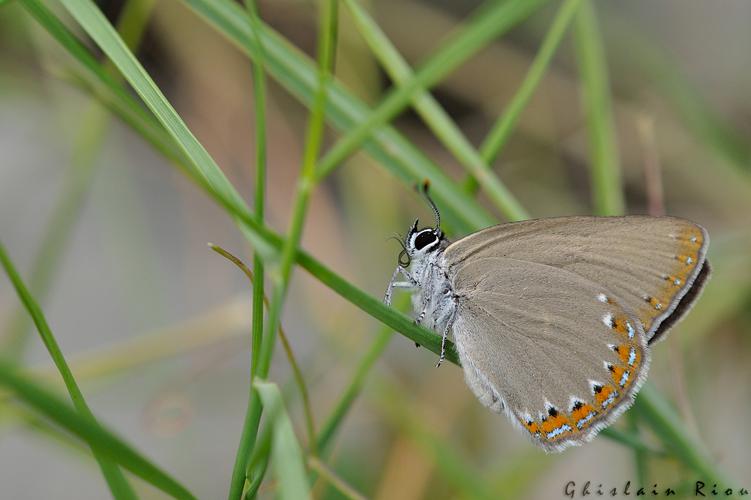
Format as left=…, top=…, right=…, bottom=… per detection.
left=398, top=182, right=444, bottom=268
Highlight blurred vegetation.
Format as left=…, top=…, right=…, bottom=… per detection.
left=1, top=0, right=750, bottom=499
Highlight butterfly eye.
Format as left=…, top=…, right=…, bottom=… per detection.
left=414, top=230, right=438, bottom=250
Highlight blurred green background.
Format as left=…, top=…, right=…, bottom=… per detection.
left=1, top=0, right=750, bottom=498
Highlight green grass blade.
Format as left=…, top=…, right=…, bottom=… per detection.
left=235, top=3, right=338, bottom=495
left=308, top=457, right=366, bottom=500
left=315, top=0, right=549, bottom=182
left=21, top=0, right=459, bottom=362
left=256, top=0, right=338, bottom=379
left=4, top=0, right=156, bottom=361
left=254, top=380, right=310, bottom=500
left=181, top=0, right=493, bottom=234
left=226, top=0, right=269, bottom=496
left=242, top=427, right=270, bottom=499
left=600, top=427, right=665, bottom=456
left=574, top=0, right=625, bottom=216
left=19, top=0, right=187, bottom=168
left=0, top=241, right=136, bottom=498
left=24, top=0, right=729, bottom=482
left=18, top=0, right=460, bottom=363
left=210, top=244, right=317, bottom=498
left=376, top=382, right=495, bottom=500
left=316, top=326, right=393, bottom=455
left=343, top=0, right=528, bottom=221
left=1, top=115, right=100, bottom=358
left=570, top=2, right=728, bottom=480
left=464, top=0, right=581, bottom=194
left=636, top=384, right=729, bottom=486
left=627, top=411, right=649, bottom=486
left=245, top=0, right=266, bottom=382
left=0, top=360, right=196, bottom=499
left=55, top=0, right=249, bottom=222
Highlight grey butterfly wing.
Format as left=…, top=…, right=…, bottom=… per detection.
left=448, top=257, right=649, bottom=452
left=444, top=216, right=709, bottom=344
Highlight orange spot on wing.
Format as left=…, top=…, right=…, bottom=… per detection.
left=523, top=420, right=539, bottom=435
left=570, top=403, right=597, bottom=429
left=616, top=344, right=630, bottom=364
left=639, top=225, right=704, bottom=331
left=612, top=316, right=628, bottom=335
left=610, top=365, right=631, bottom=387
left=594, top=385, right=617, bottom=408
left=647, top=296, right=663, bottom=309
left=539, top=414, right=567, bottom=433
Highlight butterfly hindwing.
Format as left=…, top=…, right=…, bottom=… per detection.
left=448, top=257, right=649, bottom=452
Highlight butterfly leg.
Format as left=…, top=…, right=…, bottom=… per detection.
left=414, top=263, right=437, bottom=326
left=435, top=319, right=452, bottom=368
left=384, top=266, right=400, bottom=306
left=384, top=266, right=416, bottom=306
left=385, top=264, right=421, bottom=306
left=415, top=293, right=430, bottom=325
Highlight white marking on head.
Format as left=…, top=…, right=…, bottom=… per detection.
left=602, top=313, right=614, bottom=328
left=597, top=293, right=608, bottom=303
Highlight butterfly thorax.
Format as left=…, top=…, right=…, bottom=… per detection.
left=404, top=233, right=456, bottom=334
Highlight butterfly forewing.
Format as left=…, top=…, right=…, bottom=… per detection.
left=449, top=257, right=649, bottom=451
left=444, top=216, right=709, bottom=344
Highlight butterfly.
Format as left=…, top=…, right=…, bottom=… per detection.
left=385, top=187, right=710, bottom=451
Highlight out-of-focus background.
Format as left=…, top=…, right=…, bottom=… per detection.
left=1, top=0, right=750, bottom=498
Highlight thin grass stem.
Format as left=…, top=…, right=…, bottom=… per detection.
left=463, top=0, right=582, bottom=195
left=315, top=0, right=549, bottom=182
left=574, top=0, right=625, bottom=216
left=342, top=0, right=528, bottom=221
left=308, top=456, right=367, bottom=500
left=0, top=361, right=196, bottom=499
left=0, top=242, right=136, bottom=499
left=229, top=2, right=338, bottom=496
left=3, top=0, right=156, bottom=360
left=315, top=319, right=399, bottom=455
left=636, top=384, right=729, bottom=486
left=225, top=1, right=270, bottom=497
left=27, top=0, right=732, bottom=485
left=209, top=245, right=315, bottom=449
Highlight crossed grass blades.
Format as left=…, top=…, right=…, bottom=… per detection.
left=0, top=0, right=740, bottom=498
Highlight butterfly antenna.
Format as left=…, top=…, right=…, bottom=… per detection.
left=420, top=180, right=441, bottom=230
left=388, top=234, right=411, bottom=267
left=387, top=234, right=407, bottom=251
